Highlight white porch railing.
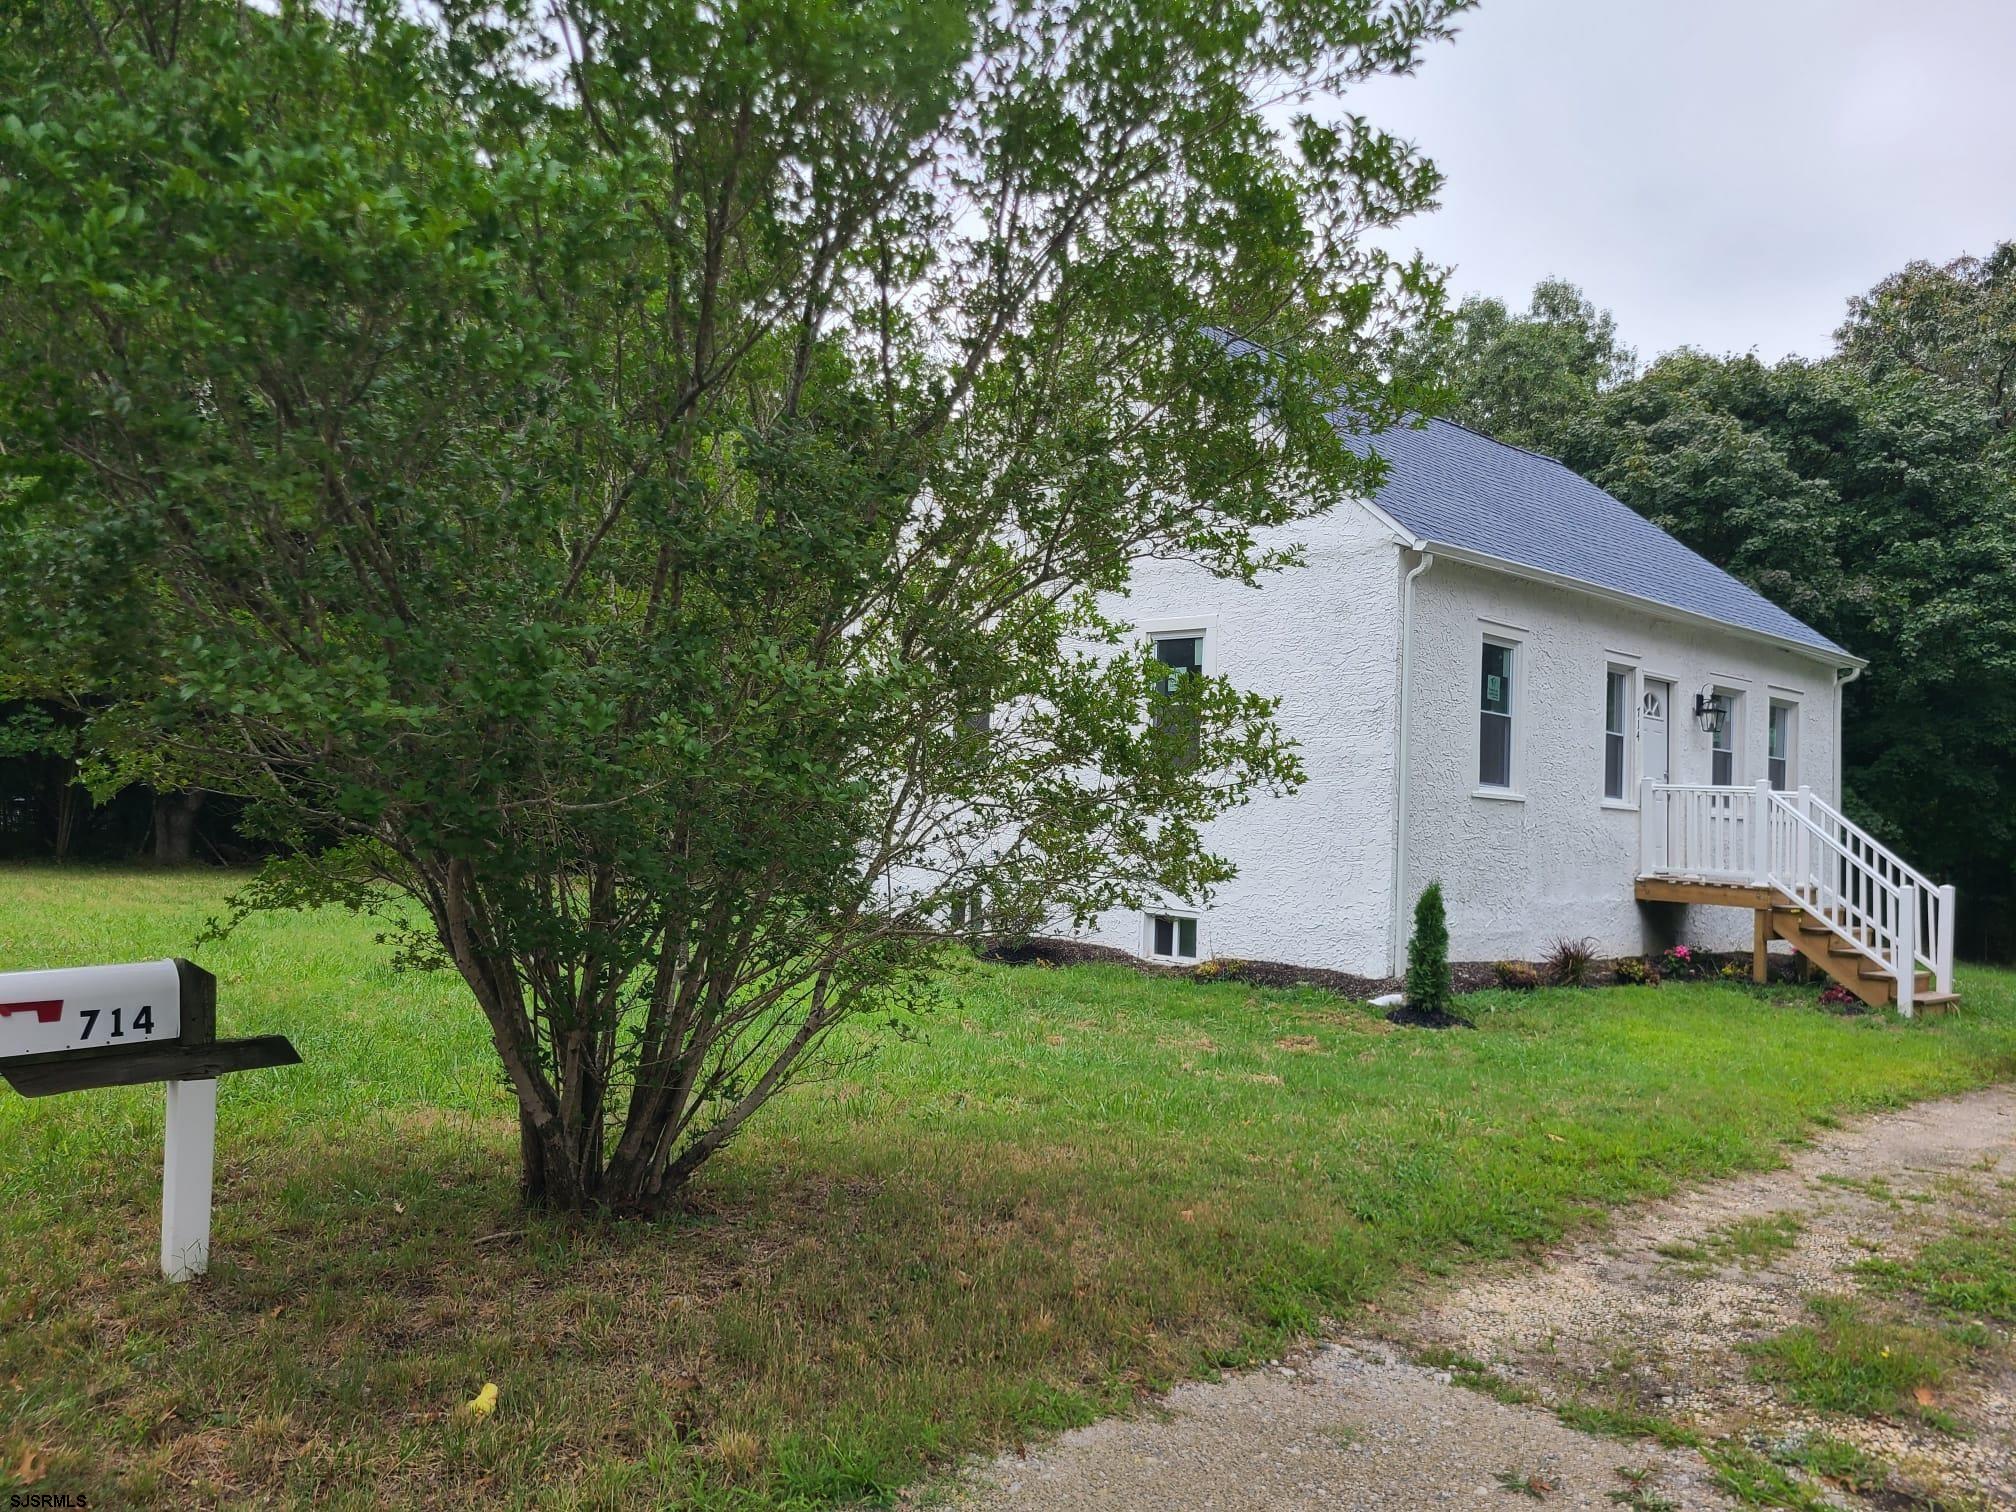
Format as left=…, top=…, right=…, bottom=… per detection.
left=1638, top=779, right=1956, bottom=1014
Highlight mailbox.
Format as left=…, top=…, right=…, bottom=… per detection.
left=0, top=958, right=297, bottom=1098
left=1, top=958, right=299, bottom=1279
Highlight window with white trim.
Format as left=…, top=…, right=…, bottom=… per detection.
left=1711, top=691, right=1739, bottom=786
left=1148, top=913, right=1198, bottom=961
left=1150, top=632, right=1204, bottom=768
left=1603, top=666, right=1631, bottom=801
left=1479, top=638, right=1516, bottom=790
left=1768, top=701, right=1796, bottom=791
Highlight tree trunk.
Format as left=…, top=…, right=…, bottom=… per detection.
left=518, top=1106, right=549, bottom=1205
left=152, top=788, right=205, bottom=864
left=51, top=769, right=83, bottom=861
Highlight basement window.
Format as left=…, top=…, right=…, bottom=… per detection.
left=1148, top=913, right=1198, bottom=961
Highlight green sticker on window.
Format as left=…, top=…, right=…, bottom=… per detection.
left=1486, top=674, right=1502, bottom=703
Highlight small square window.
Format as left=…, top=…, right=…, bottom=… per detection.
left=1148, top=913, right=1198, bottom=960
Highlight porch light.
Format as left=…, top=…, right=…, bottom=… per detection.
left=1693, top=690, right=1728, bottom=736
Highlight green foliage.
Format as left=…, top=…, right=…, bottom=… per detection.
left=1491, top=958, right=1539, bottom=991
left=1614, top=956, right=1658, bottom=987
left=1839, top=242, right=2016, bottom=437
left=1405, top=881, right=1452, bottom=1014
left=0, top=0, right=1467, bottom=1209
left=1389, top=277, right=1636, bottom=455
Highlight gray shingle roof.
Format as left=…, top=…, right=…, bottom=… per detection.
left=1336, top=412, right=1851, bottom=660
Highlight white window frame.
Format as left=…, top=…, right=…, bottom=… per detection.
left=1767, top=698, right=1798, bottom=792
left=1602, top=662, right=1637, bottom=806
left=1475, top=631, right=1522, bottom=799
left=1139, top=617, right=1216, bottom=677
left=1144, top=909, right=1202, bottom=962
left=1143, top=621, right=1211, bottom=772
left=1710, top=687, right=1743, bottom=786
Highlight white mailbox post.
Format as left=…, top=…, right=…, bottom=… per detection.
left=0, top=959, right=298, bottom=1281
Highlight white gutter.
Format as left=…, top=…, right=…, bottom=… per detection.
left=1834, top=662, right=1863, bottom=805
left=1389, top=543, right=1434, bottom=976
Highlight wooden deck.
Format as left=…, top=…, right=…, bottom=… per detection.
left=1633, top=877, right=1773, bottom=909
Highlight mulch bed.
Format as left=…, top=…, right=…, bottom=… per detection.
left=979, top=937, right=1808, bottom=1009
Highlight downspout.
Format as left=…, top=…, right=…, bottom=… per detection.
left=1833, top=661, right=1862, bottom=806
left=1389, top=543, right=1435, bottom=975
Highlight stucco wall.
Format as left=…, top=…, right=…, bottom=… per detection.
left=1401, top=557, right=1845, bottom=962
left=1072, top=505, right=1406, bottom=974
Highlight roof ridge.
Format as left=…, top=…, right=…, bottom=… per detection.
left=1420, top=413, right=1566, bottom=467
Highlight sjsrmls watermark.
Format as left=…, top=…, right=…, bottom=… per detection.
left=10, top=1495, right=90, bottom=1508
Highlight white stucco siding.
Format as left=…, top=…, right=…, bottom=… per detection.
left=1401, top=558, right=1845, bottom=962
left=1075, top=505, right=1406, bottom=974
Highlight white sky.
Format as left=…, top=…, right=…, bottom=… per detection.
left=1346, top=0, right=2016, bottom=362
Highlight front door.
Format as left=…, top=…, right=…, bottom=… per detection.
left=1641, top=681, right=1671, bottom=785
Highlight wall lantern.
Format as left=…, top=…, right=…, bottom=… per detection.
left=1693, top=689, right=1728, bottom=736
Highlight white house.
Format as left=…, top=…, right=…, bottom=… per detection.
left=1073, top=403, right=1957, bottom=1013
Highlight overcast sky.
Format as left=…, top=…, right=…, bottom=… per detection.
left=1345, top=0, right=2015, bottom=364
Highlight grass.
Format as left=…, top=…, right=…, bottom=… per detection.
left=1703, top=1440, right=1841, bottom=1511
left=4, top=866, right=2016, bottom=1507
left=1413, top=1346, right=1538, bottom=1404
left=1767, top=1432, right=1889, bottom=1497
left=1855, top=1219, right=2016, bottom=1322
left=1654, top=1211, right=1804, bottom=1271
left=1553, top=1400, right=1703, bottom=1449
left=1743, top=1295, right=1975, bottom=1428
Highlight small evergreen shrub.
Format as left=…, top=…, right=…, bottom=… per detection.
left=1405, top=882, right=1453, bottom=1016
left=1493, top=959, right=1540, bottom=990
left=1543, top=936, right=1597, bottom=986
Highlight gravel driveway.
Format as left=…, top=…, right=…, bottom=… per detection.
left=938, top=1085, right=2016, bottom=1510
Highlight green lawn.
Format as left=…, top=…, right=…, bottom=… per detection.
left=4, top=866, right=2015, bottom=1508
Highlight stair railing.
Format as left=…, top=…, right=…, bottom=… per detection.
left=1799, top=791, right=1955, bottom=996
left=1759, top=785, right=1916, bottom=1014
left=1640, top=780, right=1954, bottom=1015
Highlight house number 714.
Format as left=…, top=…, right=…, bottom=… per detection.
left=78, top=1004, right=155, bottom=1043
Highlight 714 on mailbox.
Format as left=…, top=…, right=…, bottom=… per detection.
left=0, top=959, right=298, bottom=1281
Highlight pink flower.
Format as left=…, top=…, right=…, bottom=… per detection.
left=1672, top=945, right=1692, bottom=959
